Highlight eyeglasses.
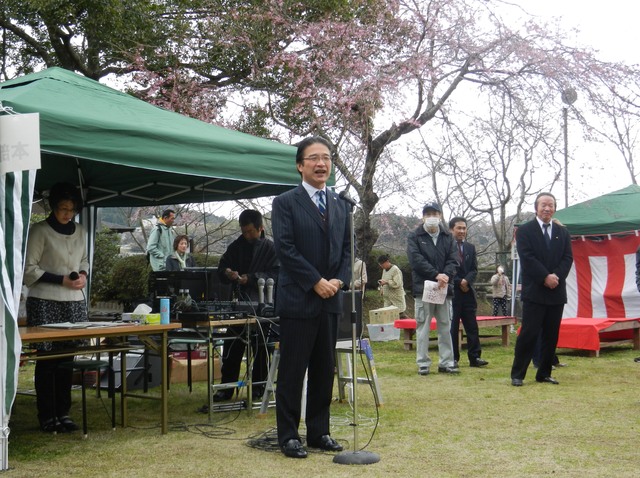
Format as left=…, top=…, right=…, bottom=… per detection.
left=303, top=154, right=332, bottom=163
left=56, top=207, right=76, bottom=214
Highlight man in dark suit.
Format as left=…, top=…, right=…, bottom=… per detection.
left=511, top=192, right=573, bottom=386
left=272, top=136, right=351, bottom=458
left=449, top=217, right=488, bottom=368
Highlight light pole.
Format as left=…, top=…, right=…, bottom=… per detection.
left=561, top=88, right=577, bottom=207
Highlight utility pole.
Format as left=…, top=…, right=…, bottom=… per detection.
left=561, top=88, right=577, bottom=207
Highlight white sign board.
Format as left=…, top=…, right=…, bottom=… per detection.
left=0, top=113, right=41, bottom=174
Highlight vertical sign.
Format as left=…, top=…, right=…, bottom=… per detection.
left=0, top=113, right=41, bottom=174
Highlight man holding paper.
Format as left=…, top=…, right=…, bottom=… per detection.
left=407, top=202, right=459, bottom=375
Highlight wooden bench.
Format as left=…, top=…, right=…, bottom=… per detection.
left=557, top=317, right=640, bottom=357
left=394, top=316, right=517, bottom=351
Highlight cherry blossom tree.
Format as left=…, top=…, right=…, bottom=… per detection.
left=6, top=0, right=640, bottom=261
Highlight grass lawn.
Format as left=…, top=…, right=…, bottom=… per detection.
left=6, top=324, right=640, bottom=478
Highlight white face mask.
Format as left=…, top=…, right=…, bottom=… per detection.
left=498, top=267, right=504, bottom=274
left=423, top=216, right=440, bottom=231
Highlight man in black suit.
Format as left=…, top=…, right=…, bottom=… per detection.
left=511, top=192, right=573, bottom=386
left=272, top=136, right=351, bottom=458
left=449, top=217, right=488, bottom=368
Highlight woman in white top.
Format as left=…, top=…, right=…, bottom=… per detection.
left=24, top=182, right=89, bottom=433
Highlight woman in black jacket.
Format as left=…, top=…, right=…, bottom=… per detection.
left=165, top=235, right=196, bottom=271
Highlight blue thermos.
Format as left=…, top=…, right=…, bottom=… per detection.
left=160, top=298, right=170, bottom=324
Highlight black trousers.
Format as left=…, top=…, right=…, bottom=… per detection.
left=276, top=312, right=338, bottom=447
left=219, top=324, right=269, bottom=390
left=511, top=301, right=564, bottom=381
left=34, top=356, right=74, bottom=423
left=451, top=296, right=481, bottom=363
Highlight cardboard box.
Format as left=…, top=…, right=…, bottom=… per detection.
left=171, top=349, right=207, bottom=360
left=170, top=357, right=220, bottom=384
left=369, top=306, right=399, bottom=323
left=367, top=323, right=401, bottom=342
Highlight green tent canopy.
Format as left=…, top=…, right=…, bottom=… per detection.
left=0, top=67, right=301, bottom=206
left=554, top=184, right=640, bottom=236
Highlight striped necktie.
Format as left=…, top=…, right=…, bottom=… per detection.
left=317, top=190, right=326, bottom=217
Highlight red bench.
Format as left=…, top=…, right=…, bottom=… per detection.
left=557, top=317, right=640, bottom=357
left=394, top=316, right=517, bottom=351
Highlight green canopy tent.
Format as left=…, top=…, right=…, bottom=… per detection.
left=0, top=67, right=300, bottom=205
left=554, top=184, right=640, bottom=236
left=0, top=67, right=304, bottom=470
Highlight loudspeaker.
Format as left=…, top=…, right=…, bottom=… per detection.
left=338, top=290, right=363, bottom=340
left=99, top=351, right=162, bottom=391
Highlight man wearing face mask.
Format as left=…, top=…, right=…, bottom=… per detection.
left=407, top=202, right=460, bottom=375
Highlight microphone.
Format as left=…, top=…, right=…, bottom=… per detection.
left=338, top=190, right=357, bottom=207
left=257, top=278, right=265, bottom=305
left=265, top=278, right=274, bottom=304
left=69, top=271, right=79, bottom=280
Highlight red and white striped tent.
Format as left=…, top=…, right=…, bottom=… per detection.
left=554, top=185, right=640, bottom=319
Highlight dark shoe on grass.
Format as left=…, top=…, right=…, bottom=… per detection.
left=40, top=418, right=64, bottom=433
left=281, top=439, right=308, bottom=458
left=212, top=390, right=233, bottom=402
left=438, top=366, right=460, bottom=374
left=58, top=416, right=79, bottom=432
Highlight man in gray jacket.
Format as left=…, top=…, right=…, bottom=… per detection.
left=146, top=209, right=177, bottom=271
left=407, top=202, right=459, bottom=376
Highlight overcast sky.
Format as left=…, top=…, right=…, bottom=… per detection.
left=512, top=0, right=640, bottom=64
left=500, top=1, right=640, bottom=207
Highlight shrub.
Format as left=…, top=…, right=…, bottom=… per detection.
left=106, top=255, right=150, bottom=308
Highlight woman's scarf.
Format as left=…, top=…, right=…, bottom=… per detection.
left=173, top=251, right=188, bottom=270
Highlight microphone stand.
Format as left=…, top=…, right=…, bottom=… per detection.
left=333, top=196, right=380, bottom=465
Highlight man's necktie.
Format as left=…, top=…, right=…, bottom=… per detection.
left=317, top=190, right=326, bottom=217
left=543, top=223, right=551, bottom=249
left=457, top=241, right=464, bottom=262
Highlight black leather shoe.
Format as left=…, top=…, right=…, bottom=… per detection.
left=511, top=378, right=523, bottom=387
left=308, top=435, right=343, bottom=452
left=437, top=366, right=460, bottom=374
left=470, top=359, right=489, bottom=367
left=58, top=416, right=79, bottom=432
left=252, top=386, right=265, bottom=400
left=634, top=357, right=640, bottom=362
left=212, top=390, right=233, bottom=402
left=281, top=439, right=308, bottom=458
left=40, top=418, right=64, bottom=433
left=536, top=376, right=559, bottom=385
